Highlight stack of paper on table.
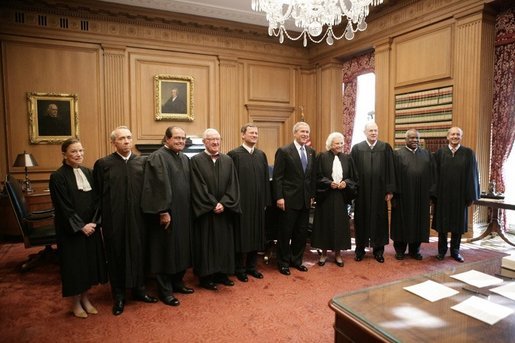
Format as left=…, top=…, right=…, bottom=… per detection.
left=502, top=255, right=515, bottom=271
left=450, top=270, right=504, bottom=288
left=403, top=280, right=459, bottom=302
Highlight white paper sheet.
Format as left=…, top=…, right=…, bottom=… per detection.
left=490, top=282, right=515, bottom=301
left=450, top=270, right=504, bottom=288
left=451, top=296, right=513, bottom=325
left=403, top=280, right=459, bottom=302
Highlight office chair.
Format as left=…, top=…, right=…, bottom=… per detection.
left=4, top=174, right=57, bottom=271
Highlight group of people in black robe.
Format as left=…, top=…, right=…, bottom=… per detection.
left=49, top=121, right=479, bottom=319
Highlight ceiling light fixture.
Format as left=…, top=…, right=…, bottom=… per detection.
left=251, top=0, right=383, bottom=47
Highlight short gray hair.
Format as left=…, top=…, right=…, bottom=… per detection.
left=110, top=126, right=130, bottom=142
left=292, top=121, right=310, bottom=134
left=325, top=132, right=344, bottom=151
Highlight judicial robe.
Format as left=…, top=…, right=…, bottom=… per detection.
left=93, top=153, right=147, bottom=289
left=391, top=147, right=436, bottom=243
left=227, top=146, right=271, bottom=253
left=351, top=140, right=396, bottom=247
left=433, top=146, right=479, bottom=234
left=311, top=151, right=358, bottom=250
left=190, top=152, right=241, bottom=277
left=141, top=147, right=192, bottom=274
left=50, top=163, right=107, bottom=297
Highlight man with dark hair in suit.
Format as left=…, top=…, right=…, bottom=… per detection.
left=93, top=126, right=158, bottom=316
left=433, top=126, right=479, bottom=263
left=228, top=123, right=270, bottom=282
left=351, top=121, right=396, bottom=263
left=273, top=121, right=316, bottom=276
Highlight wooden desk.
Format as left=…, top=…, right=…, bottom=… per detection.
left=329, top=257, right=515, bottom=342
left=467, top=198, right=515, bottom=247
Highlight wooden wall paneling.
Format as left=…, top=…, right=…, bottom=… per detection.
left=394, top=23, right=454, bottom=87
left=2, top=38, right=102, bottom=184
left=317, top=63, right=345, bottom=151
left=298, top=68, right=317, bottom=146
left=218, top=56, right=241, bottom=152
left=128, top=49, right=219, bottom=146
left=246, top=104, right=295, bottom=165
left=102, top=44, right=126, bottom=154
left=247, top=63, right=294, bottom=104
left=375, top=38, right=393, bottom=143
left=0, top=44, right=7, bottom=180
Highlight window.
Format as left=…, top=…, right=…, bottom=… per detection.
left=504, top=147, right=515, bottom=232
left=351, top=73, right=375, bottom=147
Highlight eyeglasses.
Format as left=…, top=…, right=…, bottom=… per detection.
left=205, top=138, right=221, bottom=142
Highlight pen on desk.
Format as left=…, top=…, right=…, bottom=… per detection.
left=462, top=286, right=490, bottom=298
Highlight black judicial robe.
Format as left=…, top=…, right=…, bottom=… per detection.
left=49, top=164, right=107, bottom=297
left=311, top=151, right=358, bottom=250
left=433, top=146, right=480, bottom=234
left=391, top=147, right=436, bottom=243
left=93, top=153, right=147, bottom=289
left=227, top=146, right=271, bottom=253
left=141, top=147, right=192, bottom=274
left=190, top=152, right=241, bottom=277
left=351, top=140, right=396, bottom=247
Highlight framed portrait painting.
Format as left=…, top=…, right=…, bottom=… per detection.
left=154, top=74, right=194, bottom=121
left=27, top=92, right=79, bottom=144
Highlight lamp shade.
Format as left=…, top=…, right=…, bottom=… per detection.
left=13, top=151, right=38, bottom=167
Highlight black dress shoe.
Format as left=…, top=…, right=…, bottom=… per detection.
left=246, top=270, right=263, bottom=279
left=134, top=293, right=158, bottom=303
left=236, top=273, right=248, bottom=282
left=200, top=281, right=218, bottom=291
left=374, top=254, right=385, bottom=263
left=293, top=264, right=308, bottom=272
left=395, top=253, right=405, bottom=260
left=160, top=295, right=180, bottom=306
left=410, top=253, right=423, bottom=260
left=335, top=259, right=344, bottom=267
left=436, top=254, right=445, bottom=261
left=112, top=300, right=124, bottom=316
left=279, top=266, right=290, bottom=275
left=354, top=254, right=364, bottom=262
left=174, top=286, right=194, bottom=294
left=451, top=253, right=464, bottom=263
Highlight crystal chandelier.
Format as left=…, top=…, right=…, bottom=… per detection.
left=251, top=0, right=384, bottom=46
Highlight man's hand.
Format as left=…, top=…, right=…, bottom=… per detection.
left=160, top=212, right=171, bottom=230
left=277, top=198, right=285, bottom=211
left=385, top=193, right=393, bottom=202
left=214, top=202, right=224, bottom=214
left=81, top=223, right=96, bottom=236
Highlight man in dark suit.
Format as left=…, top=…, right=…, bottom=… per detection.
left=273, top=121, right=316, bottom=275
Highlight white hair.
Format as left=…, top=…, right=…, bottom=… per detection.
left=325, top=132, right=344, bottom=151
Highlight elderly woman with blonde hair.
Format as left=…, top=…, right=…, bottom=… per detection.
left=311, top=132, right=358, bottom=267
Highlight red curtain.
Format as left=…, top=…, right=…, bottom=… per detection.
left=490, top=8, right=515, bottom=194
left=341, top=52, right=375, bottom=153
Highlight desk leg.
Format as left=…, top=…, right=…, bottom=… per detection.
left=466, top=208, right=515, bottom=247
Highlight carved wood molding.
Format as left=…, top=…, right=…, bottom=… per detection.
left=245, top=104, right=295, bottom=123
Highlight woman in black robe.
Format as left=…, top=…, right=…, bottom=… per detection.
left=49, top=138, right=107, bottom=318
left=311, top=132, right=358, bottom=267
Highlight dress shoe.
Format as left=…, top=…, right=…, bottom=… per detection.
left=395, top=253, right=405, bottom=260
left=134, top=293, right=158, bottom=303
left=318, top=255, right=327, bottom=266
left=279, top=266, right=290, bottom=275
left=410, top=252, right=423, bottom=260
left=436, top=254, right=445, bottom=261
left=72, top=309, right=88, bottom=319
left=246, top=270, right=263, bottom=279
left=160, top=295, right=180, bottom=307
left=200, top=281, right=218, bottom=291
left=293, top=264, right=308, bottom=272
left=236, top=272, right=248, bottom=282
left=451, top=253, right=464, bottom=263
left=354, top=253, right=364, bottom=262
left=174, top=286, right=194, bottom=294
left=374, top=254, right=385, bottom=263
left=335, top=257, right=344, bottom=267
left=214, top=275, right=235, bottom=286
left=112, top=300, right=124, bottom=316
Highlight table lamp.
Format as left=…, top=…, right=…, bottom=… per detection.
left=13, top=151, right=38, bottom=193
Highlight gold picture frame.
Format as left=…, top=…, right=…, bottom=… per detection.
left=28, top=92, right=79, bottom=144
left=154, top=74, right=194, bottom=121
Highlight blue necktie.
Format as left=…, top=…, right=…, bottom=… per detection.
left=300, top=146, right=307, bottom=172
